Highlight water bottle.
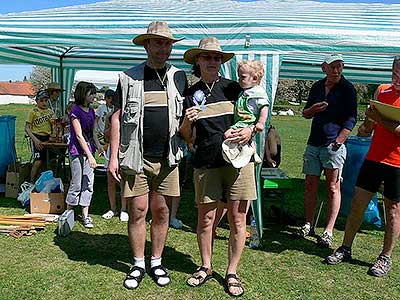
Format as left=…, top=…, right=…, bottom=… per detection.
left=249, top=215, right=260, bottom=249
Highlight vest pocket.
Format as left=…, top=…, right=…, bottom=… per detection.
left=123, top=100, right=140, bottom=124
left=175, top=95, right=184, bottom=118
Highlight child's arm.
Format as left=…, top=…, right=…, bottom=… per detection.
left=92, top=123, right=105, bottom=156
left=71, top=117, right=97, bottom=168
left=254, top=106, right=269, bottom=132
left=25, top=122, right=44, bottom=151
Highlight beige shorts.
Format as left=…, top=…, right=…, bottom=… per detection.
left=194, top=163, right=257, bottom=204
left=121, top=157, right=180, bottom=198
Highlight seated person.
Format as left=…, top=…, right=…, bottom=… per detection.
left=262, top=125, right=281, bottom=168
left=25, top=90, right=55, bottom=182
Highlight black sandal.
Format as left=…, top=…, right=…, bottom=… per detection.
left=150, top=265, right=171, bottom=287
left=225, top=273, right=244, bottom=297
left=186, top=266, right=213, bottom=287
left=123, top=266, right=146, bottom=290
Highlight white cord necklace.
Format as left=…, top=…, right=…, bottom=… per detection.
left=203, top=80, right=216, bottom=97
left=154, top=69, right=167, bottom=90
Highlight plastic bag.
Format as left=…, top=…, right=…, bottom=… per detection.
left=35, top=170, right=54, bottom=192
left=17, top=181, right=35, bottom=206
left=364, top=196, right=382, bottom=227
left=41, top=178, right=64, bottom=193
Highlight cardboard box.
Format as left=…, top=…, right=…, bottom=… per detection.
left=5, top=163, right=31, bottom=198
left=30, top=192, right=66, bottom=214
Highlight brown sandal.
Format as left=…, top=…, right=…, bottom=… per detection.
left=186, top=266, right=213, bottom=287
left=225, top=273, right=244, bottom=297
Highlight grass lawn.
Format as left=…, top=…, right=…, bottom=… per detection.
left=0, top=105, right=399, bottom=300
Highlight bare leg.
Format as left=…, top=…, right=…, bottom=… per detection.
left=30, top=160, right=42, bottom=183
left=169, top=196, right=180, bottom=221
left=107, top=172, right=117, bottom=212
left=121, top=196, right=127, bottom=212
left=226, top=200, right=248, bottom=296
left=197, top=202, right=217, bottom=269
left=381, top=198, right=400, bottom=257
left=304, top=175, right=319, bottom=224
left=342, top=187, right=373, bottom=247
left=324, top=168, right=341, bottom=234
left=212, top=201, right=227, bottom=238
left=82, top=205, right=89, bottom=218
left=128, top=194, right=148, bottom=259
left=226, top=200, right=248, bottom=274
left=150, top=192, right=170, bottom=258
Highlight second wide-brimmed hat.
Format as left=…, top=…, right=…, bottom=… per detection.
left=47, top=82, right=65, bottom=91
left=221, top=140, right=255, bottom=169
left=132, top=21, right=184, bottom=46
left=184, top=36, right=234, bottom=65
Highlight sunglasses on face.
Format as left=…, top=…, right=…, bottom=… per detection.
left=199, top=54, right=222, bottom=62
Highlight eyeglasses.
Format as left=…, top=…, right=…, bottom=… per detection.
left=199, top=54, right=222, bottom=62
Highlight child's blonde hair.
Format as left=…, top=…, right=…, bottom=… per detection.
left=237, top=60, right=265, bottom=85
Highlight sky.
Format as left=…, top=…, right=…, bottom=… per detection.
left=1, top=0, right=400, bottom=81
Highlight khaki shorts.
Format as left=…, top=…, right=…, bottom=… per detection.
left=121, top=157, right=179, bottom=198
left=194, top=163, right=257, bottom=204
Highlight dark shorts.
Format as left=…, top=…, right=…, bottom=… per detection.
left=356, top=159, right=400, bottom=202
left=31, top=134, right=50, bottom=161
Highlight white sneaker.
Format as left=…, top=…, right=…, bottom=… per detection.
left=102, top=210, right=116, bottom=220
left=120, top=211, right=129, bottom=222
left=82, top=216, right=94, bottom=228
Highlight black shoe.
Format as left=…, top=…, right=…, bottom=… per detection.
left=326, top=245, right=352, bottom=265
left=317, top=232, right=333, bottom=248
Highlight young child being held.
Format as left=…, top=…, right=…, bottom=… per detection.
left=65, top=81, right=104, bottom=228
left=25, top=90, right=56, bottom=182
left=223, top=60, right=270, bottom=166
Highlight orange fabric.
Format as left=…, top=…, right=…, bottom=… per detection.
left=366, top=84, right=400, bottom=167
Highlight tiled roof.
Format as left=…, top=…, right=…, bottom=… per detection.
left=0, top=81, right=35, bottom=96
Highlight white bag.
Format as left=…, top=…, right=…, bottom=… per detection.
left=57, top=209, right=75, bottom=237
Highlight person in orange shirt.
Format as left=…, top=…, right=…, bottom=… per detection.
left=326, top=56, right=400, bottom=277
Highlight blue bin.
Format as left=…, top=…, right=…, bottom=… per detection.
left=341, top=135, right=381, bottom=227
left=0, top=115, right=16, bottom=182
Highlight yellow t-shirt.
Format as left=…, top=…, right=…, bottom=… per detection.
left=26, top=107, right=55, bottom=136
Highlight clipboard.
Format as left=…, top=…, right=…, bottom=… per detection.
left=370, top=100, right=400, bottom=122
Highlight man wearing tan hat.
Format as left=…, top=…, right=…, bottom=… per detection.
left=46, top=82, right=65, bottom=118
left=108, top=21, right=187, bottom=290
left=293, top=54, right=357, bottom=248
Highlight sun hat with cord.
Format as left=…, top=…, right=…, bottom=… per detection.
left=222, top=139, right=256, bottom=169
left=132, top=21, right=184, bottom=46
left=184, top=36, right=234, bottom=65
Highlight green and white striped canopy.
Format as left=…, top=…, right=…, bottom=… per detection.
left=0, top=0, right=399, bottom=85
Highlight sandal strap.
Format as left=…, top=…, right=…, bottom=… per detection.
left=226, top=273, right=239, bottom=281
left=126, top=266, right=146, bottom=279
left=150, top=265, right=170, bottom=277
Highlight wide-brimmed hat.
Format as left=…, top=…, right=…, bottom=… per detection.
left=323, top=53, right=344, bottom=65
left=47, top=82, right=65, bottom=91
left=184, top=37, right=234, bottom=65
left=133, top=21, right=184, bottom=46
left=222, top=140, right=255, bottom=169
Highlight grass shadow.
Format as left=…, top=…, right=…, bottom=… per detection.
left=54, top=232, right=198, bottom=275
